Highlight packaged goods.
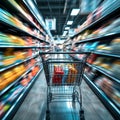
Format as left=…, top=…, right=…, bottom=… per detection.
left=52, top=65, right=64, bottom=84
left=67, top=65, right=77, bottom=83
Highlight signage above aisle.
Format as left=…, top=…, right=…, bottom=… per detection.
left=45, top=18, right=56, bottom=30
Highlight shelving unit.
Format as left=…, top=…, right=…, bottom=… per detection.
left=0, top=46, right=39, bottom=48
left=0, top=19, right=49, bottom=44
left=65, top=1, right=120, bottom=119
left=1, top=67, right=43, bottom=120
left=92, top=51, right=120, bottom=59
left=75, top=32, right=120, bottom=45
left=0, top=53, right=39, bottom=73
left=70, top=4, right=120, bottom=39
left=84, top=74, right=120, bottom=119
left=22, top=0, right=53, bottom=39
left=0, top=63, right=42, bottom=97
left=0, top=0, right=52, bottom=119
left=86, top=63, right=120, bottom=84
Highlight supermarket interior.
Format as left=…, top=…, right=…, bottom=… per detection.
left=0, top=0, right=120, bottom=120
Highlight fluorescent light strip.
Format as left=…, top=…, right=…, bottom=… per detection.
left=67, top=21, right=73, bottom=25
left=65, top=27, right=70, bottom=30
left=70, top=8, right=80, bottom=16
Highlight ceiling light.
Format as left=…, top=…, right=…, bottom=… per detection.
left=70, top=8, right=80, bottom=16
left=63, top=31, right=67, bottom=36
left=67, top=21, right=73, bottom=25
left=65, top=27, right=70, bottom=30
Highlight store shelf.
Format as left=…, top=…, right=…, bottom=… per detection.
left=0, top=62, right=41, bottom=97
left=0, top=45, right=38, bottom=48
left=23, top=0, right=53, bottom=40
left=86, top=63, right=120, bottom=84
left=0, top=0, right=40, bottom=31
left=39, top=51, right=90, bottom=55
left=68, top=49, right=120, bottom=59
left=84, top=74, right=120, bottom=119
left=75, top=32, right=120, bottom=44
left=1, top=67, right=43, bottom=120
left=0, top=19, right=49, bottom=44
left=22, top=0, right=47, bottom=34
left=0, top=53, right=39, bottom=73
left=93, top=51, right=120, bottom=58
left=39, top=46, right=50, bottom=48
left=71, top=6, right=120, bottom=39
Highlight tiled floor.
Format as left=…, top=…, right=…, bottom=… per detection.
left=12, top=70, right=114, bottom=120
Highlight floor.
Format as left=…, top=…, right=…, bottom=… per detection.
left=12, top=70, right=114, bottom=120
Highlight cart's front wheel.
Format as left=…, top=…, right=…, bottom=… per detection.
left=46, top=110, right=50, bottom=120
left=80, top=109, right=85, bottom=120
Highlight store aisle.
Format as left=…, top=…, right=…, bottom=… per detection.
left=12, top=70, right=114, bottom=120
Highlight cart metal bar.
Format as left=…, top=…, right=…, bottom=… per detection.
left=44, top=60, right=83, bottom=63
left=39, top=51, right=89, bottom=54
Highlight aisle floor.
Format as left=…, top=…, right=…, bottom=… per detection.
left=12, top=70, right=114, bottom=120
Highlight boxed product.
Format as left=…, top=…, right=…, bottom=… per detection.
left=52, top=65, right=64, bottom=84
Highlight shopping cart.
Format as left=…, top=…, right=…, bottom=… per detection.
left=40, top=52, right=89, bottom=120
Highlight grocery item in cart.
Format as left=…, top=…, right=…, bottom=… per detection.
left=67, top=65, right=78, bottom=83
left=52, top=65, right=64, bottom=84
left=62, top=66, right=69, bottom=84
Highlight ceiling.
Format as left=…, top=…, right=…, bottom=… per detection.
left=36, top=0, right=88, bottom=37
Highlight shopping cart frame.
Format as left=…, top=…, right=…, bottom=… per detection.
left=39, top=52, right=90, bottom=120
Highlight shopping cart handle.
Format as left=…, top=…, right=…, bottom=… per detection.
left=39, top=51, right=90, bottom=54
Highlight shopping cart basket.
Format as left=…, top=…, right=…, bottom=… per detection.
left=40, top=52, right=89, bottom=120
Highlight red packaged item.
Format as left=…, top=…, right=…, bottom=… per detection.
left=87, top=54, right=98, bottom=64
left=20, top=78, right=28, bottom=86
left=30, top=59, right=36, bottom=66
left=27, top=49, right=32, bottom=56
left=28, top=72, right=33, bottom=82
left=52, top=65, right=64, bottom=84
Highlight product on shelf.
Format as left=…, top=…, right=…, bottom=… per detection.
left=8, top=0, right=36, bottom=26
left=94, top=76, right=120, bottom=106
left=111, top=60, right=120, bottom=78
left=1, top=85, right=24, bottom=103
left=20, top=78, right=29, bottom=86
left=74, top=0, right=120, bottom=33
left=0, top=84, right=24, bottom=117
left=0, top=33, right=26, bottom=46
left=0, top=64, right=26, bottom=90
left=0, top=102, right=10, bottom=117
left=87, top=54, right=98, bottom=64
left=0, top=7, right=43, bottom=38
left=110, top=38, right=120, bottom=52
left=73, top=17, right=120, bottom=43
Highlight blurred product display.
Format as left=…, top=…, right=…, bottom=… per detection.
left=0, top=0, right=51, bottom=119
left=0, top=0, right=120, bottom=119
left=64, top=0, right=120, bottom=119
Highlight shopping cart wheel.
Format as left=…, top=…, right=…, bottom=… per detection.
left=46, top=110, right=50, bottom=120
left=80, top=109, right=85, bottom=120
left=72, top=93, right=76, bottom=102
